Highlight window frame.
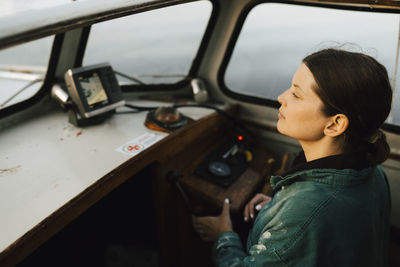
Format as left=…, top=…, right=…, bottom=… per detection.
left=217, top=0, right=400, bottom=133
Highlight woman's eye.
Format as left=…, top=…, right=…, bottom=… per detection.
left=292, top=92, right=299, bottom=98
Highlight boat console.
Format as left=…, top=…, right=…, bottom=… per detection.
left=0, top=93, right=277, bottom=266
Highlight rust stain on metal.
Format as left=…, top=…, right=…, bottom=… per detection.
left=0, top=165, right=22, bottom=175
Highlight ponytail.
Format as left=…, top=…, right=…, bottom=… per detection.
left=366, top=130, right=390, bottom=165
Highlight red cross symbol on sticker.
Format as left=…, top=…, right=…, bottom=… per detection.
left=123, top=144, right=144, bottom=153
left=127, top=145, right=141, bottom=151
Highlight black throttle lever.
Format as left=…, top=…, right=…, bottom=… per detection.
left=166, top=171, right=194, bottom=214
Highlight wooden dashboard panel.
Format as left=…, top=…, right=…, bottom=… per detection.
left=0, top=103, right=277, bottom=267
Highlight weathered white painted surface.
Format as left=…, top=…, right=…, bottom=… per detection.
left=0, top=99, right=213, bottom=252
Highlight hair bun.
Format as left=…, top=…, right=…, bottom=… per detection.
left=366, top=130, right=390, bottom=165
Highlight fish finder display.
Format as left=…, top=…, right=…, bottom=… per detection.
left=78, top=73, right=108, bottom=107
left=65, top=62, right=125, bottom=119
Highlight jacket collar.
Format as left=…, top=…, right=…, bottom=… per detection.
left=283, top=150, right=370, bottom=176
left=270, top=151, right=371, bottom=192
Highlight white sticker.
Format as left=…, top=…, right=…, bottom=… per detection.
left=116, top=132, right=165, bottom=156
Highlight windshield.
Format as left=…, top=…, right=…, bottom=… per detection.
left=224, top=3, right=400, bottom=127
left=0, top=0, right=91, bottom=18
left=83, top=1, right=212, bottom=85
left=0, top=36, right=53, bottom=109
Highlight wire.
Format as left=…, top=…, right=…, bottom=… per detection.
left=124, top=103, right=157, bottom=111
left=115, top=110, right=143, bottom=115
left=113, top=70, right=186, bottom=85
left=114, top=70, right=146, bottom=85
left=0, top=78, right=43, bottom=108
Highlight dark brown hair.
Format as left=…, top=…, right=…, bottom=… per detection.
left=303, top=48, right=392, bottom=164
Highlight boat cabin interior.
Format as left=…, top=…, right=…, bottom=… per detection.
left=1, top=0, right=400, bottom=266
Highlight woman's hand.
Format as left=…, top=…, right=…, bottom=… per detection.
left=192, top=198, right=233, bottom=242
left=243, top=193, right=272, bottom=222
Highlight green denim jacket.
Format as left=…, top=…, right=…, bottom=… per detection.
left=212, top=165, right=390, bottom=266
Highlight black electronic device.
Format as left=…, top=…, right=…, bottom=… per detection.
left=195, top=133, right=253, bottom=187
left=145, top=106, right=191, bottom=133
left=64, top=62, right=125, bottom=119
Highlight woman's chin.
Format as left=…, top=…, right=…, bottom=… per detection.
left=277, top=121, right=291, bottom=138
left=277, top=120, right=284, bottom=134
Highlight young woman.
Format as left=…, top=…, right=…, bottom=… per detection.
left=192, top=48, right=392, bottom=266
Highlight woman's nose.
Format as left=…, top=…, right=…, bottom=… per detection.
left=277, top=91, right=286, bottom=105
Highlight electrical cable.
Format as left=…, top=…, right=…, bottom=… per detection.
left=114, top=70, right=146, bottom=85
left=124, top=103, right=157, bottom=111
left=0, top=78, right=43, bottom=108
left=114, top=110, right=143, bottom=115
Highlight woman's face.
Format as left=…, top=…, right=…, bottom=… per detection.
left=277, top=63, right=330, bottom=142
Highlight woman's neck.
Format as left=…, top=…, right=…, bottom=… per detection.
left=299, top=137, right=345, bottom=162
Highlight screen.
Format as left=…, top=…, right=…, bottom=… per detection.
left=78, top=72, right=108, bottom=107
left=65, top=62, right=125, bottom=119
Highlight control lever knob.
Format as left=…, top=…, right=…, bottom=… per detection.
left=166, top=171, right=194, bottom=213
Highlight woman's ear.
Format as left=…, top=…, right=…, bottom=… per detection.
left=324, top=114, right=349, bottom=137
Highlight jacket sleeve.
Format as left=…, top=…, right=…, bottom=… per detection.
left=212, top=231, right=285, bottom=267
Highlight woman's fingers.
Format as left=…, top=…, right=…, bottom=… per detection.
left=254, top=195, right=272, bottom=212
left=221, top=198, right=230, bottom=216
left=192, top=216, right=209, bottom=237
left=244, top=196, right=259, bottom=221
left=243, top=194, right=272, bottom=222
left=243, top=203, right=250, bottom=222
left=192, top=215, right=208, bottom=228
left=245, top=194, right=261, bottom=221
left=191, top=198, right=233, bottom=242
left=255, top=203, right=263, bottom=211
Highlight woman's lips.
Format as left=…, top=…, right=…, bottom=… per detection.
left=278, top=110, right=285, bottom=119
